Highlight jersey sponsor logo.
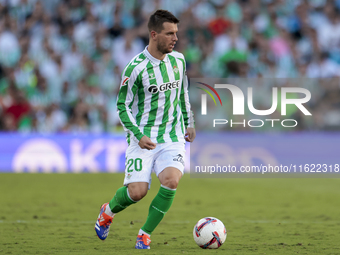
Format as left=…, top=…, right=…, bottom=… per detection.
left=147, top=81, right=180, bottom=94
left=159, top=80, right=180, bottom=92
left=122, top=77, right=129, bottom=86
left=148, top=85, right=158, bottom=94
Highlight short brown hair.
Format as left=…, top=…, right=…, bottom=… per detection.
left=148, top=10, right=179, bottom=33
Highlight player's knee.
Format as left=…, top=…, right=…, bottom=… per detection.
left=128, top=186, right=148, bottom=201
left=162, top=178, right=179, bottom=189
left=130, top=192, right=146, bottom=201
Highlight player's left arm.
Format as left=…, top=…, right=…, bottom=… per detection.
left=179, top=59, right=195, bottom=143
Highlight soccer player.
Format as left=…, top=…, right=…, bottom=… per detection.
left=94, top=9, right=195, bottom=249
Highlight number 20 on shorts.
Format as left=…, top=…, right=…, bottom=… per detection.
left=126, top=158, right=143, bottom=172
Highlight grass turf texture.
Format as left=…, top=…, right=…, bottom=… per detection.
left=1, top=174, right=340, bottom=255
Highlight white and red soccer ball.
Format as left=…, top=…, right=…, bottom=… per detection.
left=193, top=217, right=227, bottom=249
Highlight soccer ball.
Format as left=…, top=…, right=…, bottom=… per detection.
left=193, top=217, right=227, bottom=249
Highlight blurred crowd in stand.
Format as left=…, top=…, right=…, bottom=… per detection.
left=0, top=0, right=340, bottom=133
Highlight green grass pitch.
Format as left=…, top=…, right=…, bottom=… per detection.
left=1, top=173, right=340, bottom=254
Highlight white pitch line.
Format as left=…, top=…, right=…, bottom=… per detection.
left=235, top=220, right=340, bottom=224
left=0, top=220, right=338, bottom=224
left=0, top=220, right=191, bottom=224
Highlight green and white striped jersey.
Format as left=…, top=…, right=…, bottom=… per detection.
left=117, top=46, right=194, bottom=145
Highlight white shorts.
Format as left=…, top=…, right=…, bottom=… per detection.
left=123, top=140, right=186, bottom=189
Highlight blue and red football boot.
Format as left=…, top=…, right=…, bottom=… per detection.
left=94, top=203, right=113, bottom=240
left=135, top=234, right=151, bottom=249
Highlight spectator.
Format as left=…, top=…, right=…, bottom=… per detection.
left=3, top=85, right=31, bottom=129
left=0, top=0, right=339, bottom=132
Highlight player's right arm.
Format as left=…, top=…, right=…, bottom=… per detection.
left=117, top=66, right=156, bottom=150
left=116, top=68, right=145, bottom=142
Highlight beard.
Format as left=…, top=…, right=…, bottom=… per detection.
left=157, top=40, right=172, bottom=54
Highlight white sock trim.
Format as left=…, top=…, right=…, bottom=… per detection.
left=138, top=229, right=150, bottom=237
left=105, top=204, right=114, bottom=217
left=161, top=184, right=176, bottom=191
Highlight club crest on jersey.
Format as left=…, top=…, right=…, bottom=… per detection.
left=122, top=77, right=129, bottom=86
left=173, top=65, right=179, bottom=74
left=147, top=81, right=180, bottom=94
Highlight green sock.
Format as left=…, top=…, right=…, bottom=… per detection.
left=141, top=186, right=176, bottom=235
left=109, top=186, right=136, bottom=214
